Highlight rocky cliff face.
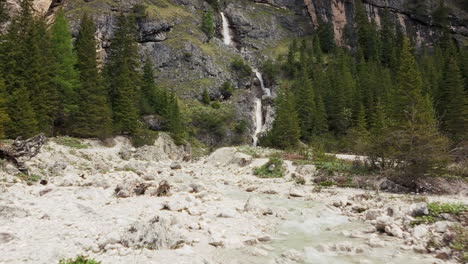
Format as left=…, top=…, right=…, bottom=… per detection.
left=303, top=0, right=467, bottom=46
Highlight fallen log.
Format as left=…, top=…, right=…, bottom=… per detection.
left=0, top=133, right=47, bottom=176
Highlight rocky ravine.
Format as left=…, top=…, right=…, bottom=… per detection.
left=0, top=136, right=466, bottom=264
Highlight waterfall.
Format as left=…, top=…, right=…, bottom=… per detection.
left=251, top=69, right=273, bottom=146
left=219, top=12, right=269, bottom=146
left=220, top=12, right=233, bottom=46
left=253, top=69, right=271, bottom=97
left=252, top=98, right=263, bottom=147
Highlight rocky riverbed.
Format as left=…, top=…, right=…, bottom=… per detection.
left=0, top=136, right=466, bottom=264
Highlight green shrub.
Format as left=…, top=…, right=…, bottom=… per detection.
left=319, top=180, right=334, bottom=187
left=253, top=157, right=283, bottom=178
left=130, top=129, right=159, bottom=148
left=59, top=256, right=101, bottom=264
left=53, top=137, right=89, bottom=149
left=210, top=102, right=220, bottom=109
left=231, top=57, right=252, bottom=78
left=220, top=81, right=235, bottom=99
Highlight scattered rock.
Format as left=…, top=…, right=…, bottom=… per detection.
left=365, top=209, right=383, bottom=221
left=289, top=187, right=306, bottom=198
left=267, top=164, right=276, bottom=172
left=154, top=180, right=171, bottom=197
left=412, top=225, right=428, bottom=239
left=217, top=209, right=237, bottom=218
left=374, top=216, right=392, bottom=232
left=257, top=235, right=271, bottom=242
left=243, top=238, right=257, bottom=246
left=379, top=179, right=408, bottom=193
left=245, top=187, right=257, bottom=192
left=435, top=248, right=451, bottom=260
left=244, top=197, right=268, bottom=215
left=281, top=249, right=304, bottom=262
left=188, top=183, right=205, bottom=193
left=0, top=233, right=15, bottom=244
left=246, top=247, right=268, bottom=257
left=170, top=162, right=182, bottom=170
left=385, top=224, right=404, bottom=238
left=434, top=221, right=452, bottom=233
left=120, top=215, right=185, bottom=250
left=409, top=203, right=429, bottom=217
left=367, top=236, right=385, bottom=248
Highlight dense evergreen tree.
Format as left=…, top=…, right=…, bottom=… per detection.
left=354, top=0, right=370, bottom=58
left=0, top=0, right=57, bottom=136
left=438, top=57, right=467, bottom=140
left=7, top=87, right=38, bottom=138
left=201, top=9, right=215, bottom=40
left=104, top=13, right=140, bottom=135
left=27, top=17, right=59, bottom=135
left=380, top=8, right=396, bottom=67
left=73, top=14, right=112, bottom=138
left=294, top=69, right=316, bottom=141
left=267, top=84, right=300, bottom=149
left=0, top=77, right=10, bottom=139
left=391, top=38, right=448, bottom=177
left=167, top=93, right=185, bottom=144
left=317, top=20, right=335, bottom=53
left=140, top=59, right=160, bottom=115
left=51, top=9, right=80, bottom=132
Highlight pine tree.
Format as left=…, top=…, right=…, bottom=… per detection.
left=73, top=13, right=112, bottom=138
left=393, top=38, right=424, bottom=123
left=0, top=0, right=57, bottom=136
left=201, top=9, right=215, bottom=40
left=314, top=93, right=328, bottom=134
left=269, top=83, right=300, bottom=149
left=167, top=93, right=185, bottom=144
left=390, top=38, right=448, bottom=178
left=51, top=8, right=79, bottom=132
left=27, top=17, right=59, bottom=135
left=354, top=0, right=370, bottom=58
left=438, top=57, right=467, bottom=140
left=312, top=35, right=322, bottom=63
left=140, top=59, right=160, bottom=115
left=317, top=20, right=335, bottom=53
left=380, top=8, right=396, bottom=67
left=104, top=13, right=140, bottom=135
left=294, top=69, right=315, bottom=141
left=0, top=77, right=10, bottom=139
left=7, top=87, right=38, bottom=138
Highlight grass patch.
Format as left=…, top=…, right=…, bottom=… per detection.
left=427, top=202, right=467, bottom=216
left=253, top=157, right=284, bottom=178
left=53, top=137, right=89, bottom=149
left=411, top=202, right=467, bottom=226
left=17, top=173, right=41, bottom=185
left=451, top=225, right=468, bottom=263
left=318, top=181, right=334, bottom=187
left=59, top=256, right=101, bottom=264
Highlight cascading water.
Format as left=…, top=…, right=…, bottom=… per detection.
left=220, top=11, right=269, bottom=147
left=252, top=99, right=263, bottom=147
left=220, top=12, right=233, bottom=46
left=251, top=69, right=272, bottom=146
left=253, top=69, right=271, bottom=97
